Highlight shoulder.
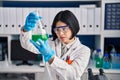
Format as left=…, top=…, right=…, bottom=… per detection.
left=48, top=37, right=61, bottom=44
left=75, top=37, right=90, bottom=52
left=48, top=37, right=54, bottom=45
left=48, top=37, right=60, bottom=47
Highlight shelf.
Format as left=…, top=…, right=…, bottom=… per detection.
left=0, top=61, right=44, bottom=73
left=86, top=60, right=120, bottom=74
left=103, top=30, right=120, bottom=37
left=2, top=0, right=101, bottom=1
left=2, top=0, right=101, bottom=7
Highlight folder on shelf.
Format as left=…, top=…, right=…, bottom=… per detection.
left=48, top=8, right=57, bottom=34
left=94, top=8, right=101, bottom=34
left=55, top=8, right=62, bottom=14
left=75, top=8, right=81, bottom=34
left=75, top=8, right=81, bottom=27
left=79, top=4, right=96, bottom=8
left=23, top=8, right=29, bottom=25
left=29, top=7, right=37, bottom=13
left=36, top=8, right=44, bottom=34
left=16, top=8, right=23, bottom=34
left=49, top=8, right=56, bottom=28
left=3, top=8, right=10, bottom=34
left=0, top=7, right=4, bottom=34
left=80, top=7, right=87, bottom=33
left=37, top=7, right=43, bottom=16
left=9, top=8, right=17, bottom=34
left=87, top=8, right=95, bottom=34
left=41, top=8, right=50, bottom=34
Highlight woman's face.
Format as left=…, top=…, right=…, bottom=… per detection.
left=54, top=21, right=74, bottom=44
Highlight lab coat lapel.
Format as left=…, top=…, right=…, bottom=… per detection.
left=61, top=44, right=77, bottom=60
left=61, top=38, right=83, bottom=60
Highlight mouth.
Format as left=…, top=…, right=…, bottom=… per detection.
left=60, top=37, right=66, bottom=40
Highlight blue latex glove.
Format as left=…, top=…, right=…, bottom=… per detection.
left=24, top=12, right=42, bottom=31
left=30, top=39, right=55, bottom=62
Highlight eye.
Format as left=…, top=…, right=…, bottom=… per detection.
left=63, top=27, right=69, bottom=31
left=56, top=28, right=60, bottom=31
left=54, top=28, right=59, bottom=32
left=62, top=27, right=66, bottom=30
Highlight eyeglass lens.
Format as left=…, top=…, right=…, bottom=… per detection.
left=54, top=26, right=69, bottom=33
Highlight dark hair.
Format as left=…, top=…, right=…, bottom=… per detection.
left=51, top=10, right=80, bottom=40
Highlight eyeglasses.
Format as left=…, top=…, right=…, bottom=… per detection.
left=54, top=25, right=70, bottom=33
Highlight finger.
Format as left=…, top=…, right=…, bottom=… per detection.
left=38, top=39, right=44, bottom=46
left=28, top=19, right=38, bottom=23
left=44, top=40, right=49, bottom=46
left=29, top=12, right=37, bottom=17
left=30, top=39, right=40, bottom=49
left=39, top=16, right=42, bottom=19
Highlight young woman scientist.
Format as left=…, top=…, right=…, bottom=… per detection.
left=20, top=10, right=90, bottom=80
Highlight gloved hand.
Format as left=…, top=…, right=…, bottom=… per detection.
left=30, top=39, right=55, bottom=62
left=24, top=12, right=42, bottom=31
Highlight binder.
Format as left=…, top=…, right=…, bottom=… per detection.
left=87, top=8, right=95, bottom=34
left=49, top=8, right=56, bottom=28
left=23, top=8, right=29, bottom=26
left=3, top=8, right=10, bottom=34
left=9, top=8, right=17, bottom=34
left=80, top=7, right=87, bottom=33
left=0, top=7, right=3, bottom=34
left=55, top=8, right=62, bottom=14
left=79, top=4, right=96, bottom=8
left=42, top=8, right=50, bottom=34
left=48, top=8, right=56, bottom=35
left=75, top=8, right=81, bottom=27
left=37, top=8, right=43, bottom=18
left=37, top=8, right=43, bottom=34
left=73, top=8, right=81, bottom=34
left=16, top=8, right=23, bottom=34
left=29, top=7, right=37, bottom=13
left=94, top=8, right=101, bottom=34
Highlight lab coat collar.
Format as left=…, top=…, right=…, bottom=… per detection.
left=54, top=37, right=83, bottom=59
left=62, top=37, right=77, bottom=49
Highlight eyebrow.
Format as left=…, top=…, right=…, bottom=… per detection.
left=56, top=25, right=68, bottom=28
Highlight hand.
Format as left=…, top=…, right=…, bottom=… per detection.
left=24, top=12, right=42, bottom=31
left=30, top=39, right=55, bottom=62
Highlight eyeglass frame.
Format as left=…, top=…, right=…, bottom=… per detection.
left=53, top=25, right=70, bottom=33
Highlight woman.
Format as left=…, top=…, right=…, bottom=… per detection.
left=20, top=10, right=90, bottom=80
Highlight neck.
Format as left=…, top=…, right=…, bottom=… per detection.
left=64, top=37, right=75, bottom=44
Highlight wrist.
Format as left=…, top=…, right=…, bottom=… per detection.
left=23, top=28, right=27, bottom=32
left=48, top=56, right=55, bottom=64
left=21, top=26, right=27, bottom=32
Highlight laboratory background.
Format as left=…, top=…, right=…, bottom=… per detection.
left=0, top=0, right=120, bottom=80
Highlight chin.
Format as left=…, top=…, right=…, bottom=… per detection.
left=61, top=40, right=69, bottom=44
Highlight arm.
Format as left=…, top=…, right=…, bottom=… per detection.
left=30, top=37, right=90, bottom=79
left=20, top=28, right=39, bottom=54
left=50, top=46, right=90, bottom=80
left=20, top=12, right=42, bottom=54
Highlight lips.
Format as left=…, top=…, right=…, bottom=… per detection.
left=60, top=37, right=66, bottom=40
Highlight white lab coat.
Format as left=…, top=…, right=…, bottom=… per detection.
left=20, top=31, right=90, bottom=80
